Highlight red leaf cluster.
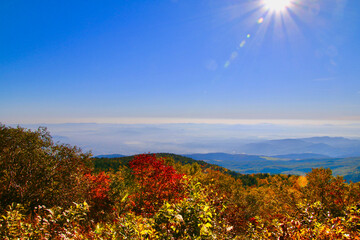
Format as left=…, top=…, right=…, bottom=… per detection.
left=84, top=171, right=111, bottom=218
left=129, top=154, right=185, bottom=216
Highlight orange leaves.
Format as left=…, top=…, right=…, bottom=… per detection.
left=296, top=176, right=308, bottom=188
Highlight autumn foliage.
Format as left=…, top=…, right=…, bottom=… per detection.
left=84, top=171, right=112, bottom=219
left=129, top=154, right=185, bottom=216
left=1, top=124, right=360, bottom=239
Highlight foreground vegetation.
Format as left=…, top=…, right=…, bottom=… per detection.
left=1, top=124, right=360, bottom=239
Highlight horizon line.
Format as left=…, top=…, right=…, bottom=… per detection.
left=3, top=117, right=360, bottom=126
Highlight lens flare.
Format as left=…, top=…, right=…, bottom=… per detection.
left=263, top=0, right=292, bottom=12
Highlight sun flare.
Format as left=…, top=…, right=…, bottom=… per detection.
left=263, top=0, right=292, bottom=12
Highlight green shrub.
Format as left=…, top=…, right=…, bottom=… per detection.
left=0, top=124, right=92, bottom=211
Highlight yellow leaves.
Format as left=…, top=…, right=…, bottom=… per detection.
left=203, top=205, right=209, bottom=212
left=165, top=202, right=171, bottom=209
left=205, top=222, right=212, bottom=228
left=200, top=222, right=212, bottom=235
left=140, top=229, right=150, bottom=236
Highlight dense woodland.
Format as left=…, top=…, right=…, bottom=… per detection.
left=1, top=124, right=360, bottom=239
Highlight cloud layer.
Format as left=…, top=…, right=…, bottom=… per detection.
left=9, top=122, right=360, bottom=155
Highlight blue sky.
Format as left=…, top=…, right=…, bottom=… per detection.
left=1, top=0, right=360, bottom=124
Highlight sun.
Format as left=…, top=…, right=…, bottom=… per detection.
left=263, top=0, right=292, bottom=12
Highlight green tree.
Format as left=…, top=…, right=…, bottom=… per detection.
left=0, top=124, right=92, bottom=211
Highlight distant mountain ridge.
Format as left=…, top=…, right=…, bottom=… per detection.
left=238, top=137, right=360, bottom=157
left=185, top=153, right=264, bottom=162
left=271, top=153, right=330, bottom=160
left=95, top=136, right=360, bottom=159
left=300, top=136, right=360, bottom=147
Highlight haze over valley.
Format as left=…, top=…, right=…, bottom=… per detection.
left=11, top=122, right=360, bottom=156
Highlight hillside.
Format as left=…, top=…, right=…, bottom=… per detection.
left=93, top=153, right=271, bottom=187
